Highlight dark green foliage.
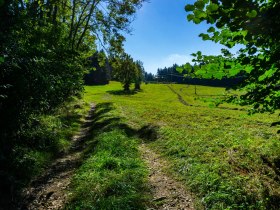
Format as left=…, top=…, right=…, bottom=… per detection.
left=185, top=0, right=280, bottom=113
left=134, top=60, right=145, bottom=90
left=0, top=0, right=146, bottom=207
left=111, top=53, right=145, bottom=91
left=157, top=64, right=186, bottom=83
left=84, top=51, right=111, bottom=85
left=144, top=72, right=156, bottom=82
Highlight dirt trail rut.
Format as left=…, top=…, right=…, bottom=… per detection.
left=19, top=103, right=195, bottom=210
left=140, top=144, right=195, bottom=210
left=19, top=104, right=96, bottom=210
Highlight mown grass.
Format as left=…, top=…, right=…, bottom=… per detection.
left=71, top=81, right=280, bottom=209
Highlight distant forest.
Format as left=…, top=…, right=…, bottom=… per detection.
left=85, top=62, right=243, bottom=87
left=152, top=64, right=243, bottom=87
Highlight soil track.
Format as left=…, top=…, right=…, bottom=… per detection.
left=19, top=104, right=96, bottom=210
left=140, top=144, right=194, bottom=210
left=19, top=102, right=196, bottom=210
left=167, top=84, right=246, bottom=111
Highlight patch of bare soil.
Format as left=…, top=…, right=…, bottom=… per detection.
left=19, top=104, right=96, bottom=210
left=139, top=144, right=195, bottom=210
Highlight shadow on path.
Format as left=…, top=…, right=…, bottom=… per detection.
left=19, top=104, right=97, bottom=210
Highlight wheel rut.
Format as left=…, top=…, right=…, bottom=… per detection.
left=139, top=144, right=195, bottom=210
left=19, top=104, right=96, bottom=210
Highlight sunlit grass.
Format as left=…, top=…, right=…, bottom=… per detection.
left=75, top=81, right=280, bottom=209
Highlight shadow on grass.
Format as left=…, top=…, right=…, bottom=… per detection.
left=81, top=102, right=159, bottom=159
left=106, top=89, right=142, bottom=96
left=65, top=102, right=160, bottom=210
left=19, top=102, right=160, bottom=209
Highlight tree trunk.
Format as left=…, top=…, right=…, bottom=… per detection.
left=135, top=83, right=140, bottom=90
left=124, top=83, right=130, bottom=91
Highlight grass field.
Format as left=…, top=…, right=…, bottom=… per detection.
left=68, top=81, right=280, bottom=209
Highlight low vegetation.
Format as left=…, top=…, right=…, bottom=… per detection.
left=67, top=127, right=149, bottom=209
left=0, top=98, right=87, bottom=207
left=69, top=81, right=280, bottom=209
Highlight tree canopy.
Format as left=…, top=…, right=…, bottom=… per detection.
left=111, top=53, right=145, bottom=91
left=184, top=0, right=280, bottom=113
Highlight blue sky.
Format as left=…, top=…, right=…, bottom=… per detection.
left=123, top=0, right=224, bottom=74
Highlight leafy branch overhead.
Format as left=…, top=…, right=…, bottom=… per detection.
left=183, top=0, right=280, bottom=113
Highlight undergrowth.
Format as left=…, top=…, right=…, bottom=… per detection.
left=0, top=97, right=87, bottom=208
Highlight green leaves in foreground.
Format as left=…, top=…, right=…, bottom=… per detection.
left=185, top=0, right=280, bottom=113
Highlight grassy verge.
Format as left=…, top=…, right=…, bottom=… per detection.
left=15, top=98, right=88, bottom=180
left=78, top=82, right=280, bottom=209
left=0, top=97, right=89, bottom=208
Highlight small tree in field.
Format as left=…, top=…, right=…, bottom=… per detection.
left=112, top=53, right=137, bottom=91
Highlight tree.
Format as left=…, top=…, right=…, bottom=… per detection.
left=185, top=0, right=280, bottom=113
left=84, top=51, right=111, bottom=85
left=134, top=60, right=145, bottom=90
left=111, top=53, right=136, bottom=91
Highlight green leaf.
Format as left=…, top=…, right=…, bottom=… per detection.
left=246, top=10, right=257, bottom=18
left=258, top=54, right=265, bottom=60
left=185, top=4, right=195, bottom=11
left=206, top=3, right=219, bottom=12
left=183, top=63, right=193, bottom=72
left=194, top=1, right=205, bottom=10
left=0, top=56, right=4, bottom=63
left=258, top=66, right=277, bottom=82
left=199, top=33, right=210, bottom=40
left=229, top=68, right=241, bottom=77
left=187, top=14, right=195, bottom=21
left=176, top=67, right=183, bottom=73
left=194, top=18, right=202, bottom=24
left=194, top=10, right=207, bottom=18
left=214, top=71, right=224, bottom=80
left=207, top=27, right=215, bottom=33
left=244, top=65, right=254, bottom=73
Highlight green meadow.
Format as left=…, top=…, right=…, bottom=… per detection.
left=68, top=82, right=280, bottom=209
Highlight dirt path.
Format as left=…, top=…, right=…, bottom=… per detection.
left=19, top=103, right=195, bottom=210
left=139, top=144, right=195, bottom=210
left=19, top=104, right=96, bottom=210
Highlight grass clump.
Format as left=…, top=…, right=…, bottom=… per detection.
left=67, top=129, right=148, bottom=210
